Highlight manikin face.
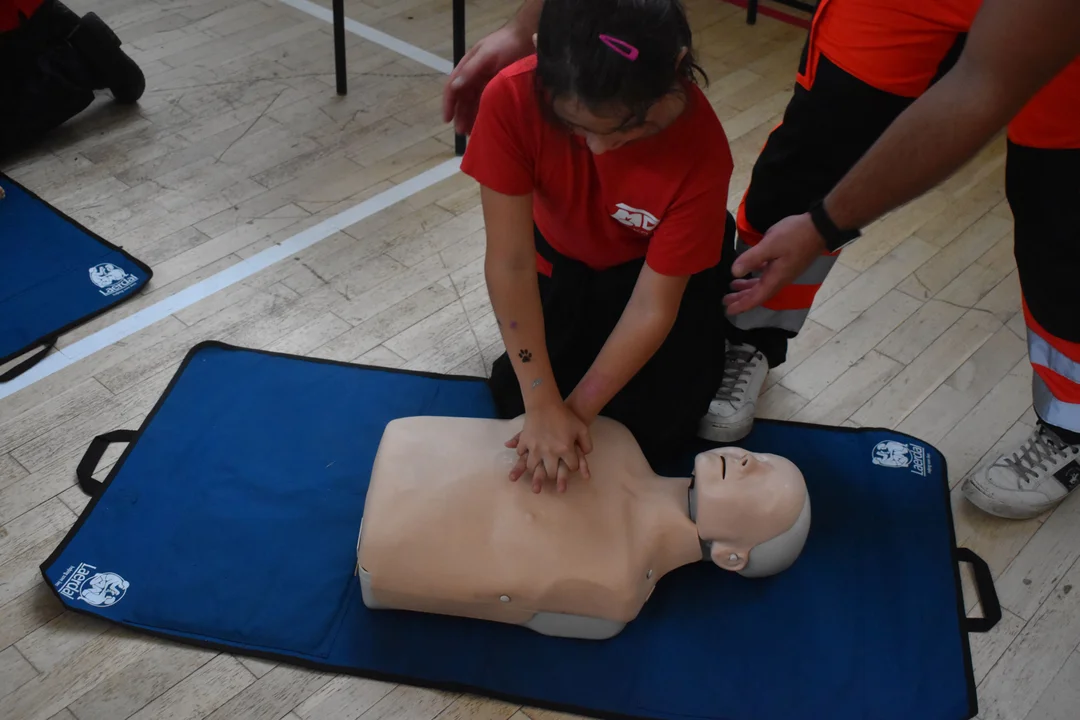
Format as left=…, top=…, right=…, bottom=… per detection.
left=691, top=447, right=807, bottom=572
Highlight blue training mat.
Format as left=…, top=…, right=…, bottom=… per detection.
left=0, top=173, right=151, bottom=381
left=41, top=342, right=1001, bottom=720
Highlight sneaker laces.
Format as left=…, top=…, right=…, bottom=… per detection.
left=715, top=345, right=759, bottom=403
left=1002, top=425, right=1080, bottom=485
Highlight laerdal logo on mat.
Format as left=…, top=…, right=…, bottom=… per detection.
left=871, top=440, right=931, bottom=477
left=89, top=263, right=139, bottom=297
left=611, top=203, right=659, bottom=233
left=55, top=563, right=129, bottom=607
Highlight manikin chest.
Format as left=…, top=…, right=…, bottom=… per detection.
left=356, top=416, right=700, bottom=626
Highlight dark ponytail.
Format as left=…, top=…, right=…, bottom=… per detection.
left=534, top=0, right=707, bottom=126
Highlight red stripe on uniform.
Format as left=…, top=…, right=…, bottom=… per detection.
left=763, top=283, right=821, bottom=311
left=795, top=0, right=833, bottom=90
left=1032, top=365, right=1080, bottom=404
left=535, top=252, right=553, bottom=278
left=1023, top=296, right=1080, bottom=362
left=735, top=201, right=763, bottom=247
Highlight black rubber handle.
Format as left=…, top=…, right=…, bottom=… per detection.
left=76, top=429, right=136, bottom=496
left=957, top=547, right=1002, bottom=633
left=0, top=335, right=57, bottom=383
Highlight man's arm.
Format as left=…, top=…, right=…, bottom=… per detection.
left=726, top=0, right=1080, bottom=314
left=567, top=266, right=689, bottom=423
left=506, top=0, right=543, bottom=40
left=824, top=0, right=1080, bottom=230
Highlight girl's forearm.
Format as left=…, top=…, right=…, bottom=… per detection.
left=568, top=304, right=676, bottom=422
left=485, top=258, right=561, bottom=409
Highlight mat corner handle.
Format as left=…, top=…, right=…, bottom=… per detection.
left=76, top=429, right=136, bottom=497
left=0, top=336, right=58, bottom=383
left=957, top=547, right=1002, bottom=633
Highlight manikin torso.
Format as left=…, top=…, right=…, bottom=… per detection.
left=357, top=415, right=809, bottom=639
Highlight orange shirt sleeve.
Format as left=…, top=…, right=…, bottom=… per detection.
left=459, top=71, right=536, bottom=196
left=644, top=152, right=732, bottom=277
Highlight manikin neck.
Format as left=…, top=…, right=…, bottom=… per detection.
left=634, top=473, right=708, bottom=575
left=686, top=480, right=712, bottom=563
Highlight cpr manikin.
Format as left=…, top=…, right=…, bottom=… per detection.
left=356, top=415, right=811, bottom=640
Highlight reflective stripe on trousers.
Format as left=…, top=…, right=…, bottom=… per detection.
left=728, top=202, right=842, bottom=334
left=1025, top=300, right=1080, bottom=432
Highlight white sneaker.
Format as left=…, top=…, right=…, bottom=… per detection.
left=962, top=423, right=1080, bottom=519
left=698, top=341, right=769, bottom=443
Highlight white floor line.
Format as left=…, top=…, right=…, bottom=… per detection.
left=0, top=157, right=462, bottom=401
left=275, top=0, right=454, bottom=74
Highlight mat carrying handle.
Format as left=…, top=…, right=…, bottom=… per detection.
left=957, top=547, right=1002, bottom=633
left=76, top=429, right=136, bottom=497
left=0, top=335, right=57, bottom=383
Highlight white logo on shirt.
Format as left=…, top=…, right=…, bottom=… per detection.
left=611, top=203, right=659, bottom=233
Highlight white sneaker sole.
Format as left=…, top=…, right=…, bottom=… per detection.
left=698, top=415, right=753, bottom=443
left=960, top=476, right=1057, bottom=520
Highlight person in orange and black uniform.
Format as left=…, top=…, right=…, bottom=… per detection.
left=725, top=0, right=1080, bottom=521
left=0, top=0, right=144, bottom=159
left=697, top=0, right=981, bottom=444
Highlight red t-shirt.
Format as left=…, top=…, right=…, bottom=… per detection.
left=0, top=0, right=44, bottom=32
left=460, top=55, right=733, bottom=277
left=1008, top=54, right=1080, bottom=150
left=811, top=0, right=980, bottom=98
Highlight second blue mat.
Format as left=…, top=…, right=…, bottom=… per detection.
left=0, top=173, right=151, bottom=381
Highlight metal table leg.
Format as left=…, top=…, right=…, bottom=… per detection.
left=453, top=0, right=466, bottom=155
left=333, top=0, right=347, bottom=94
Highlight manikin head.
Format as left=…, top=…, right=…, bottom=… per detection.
left=689, top=447, right=811, bottom=578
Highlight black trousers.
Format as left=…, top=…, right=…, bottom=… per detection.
left=734, top=44, right=963, bottom=367
left=1006, top=141, right=1080, bottom=439
left=1007, top=143, right=1080, bottom=345
left=488, top=213, right=736, bottom=469
left=0, top=0, right=96, bottom=158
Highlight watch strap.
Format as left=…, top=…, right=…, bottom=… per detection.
left=809, top=198, right=860, bottom=252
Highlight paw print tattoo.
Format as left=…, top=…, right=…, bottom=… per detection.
left=518, top=349, right=532, bottom=363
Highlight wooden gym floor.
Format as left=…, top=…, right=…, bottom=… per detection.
left=1, top=0, right=1078, bottom=718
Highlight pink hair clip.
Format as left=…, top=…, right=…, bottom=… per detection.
left=599, top=34, right=639, bottom=61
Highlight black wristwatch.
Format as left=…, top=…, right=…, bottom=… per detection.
left=808, top=198, right=861, bottom=252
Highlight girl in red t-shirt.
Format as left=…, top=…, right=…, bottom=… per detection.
left=461, top=0, right=736, bottom=490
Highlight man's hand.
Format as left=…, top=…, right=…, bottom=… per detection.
left=442, top=24, right=534, bottom=136
left=723, top=213, right=826, bottom=316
